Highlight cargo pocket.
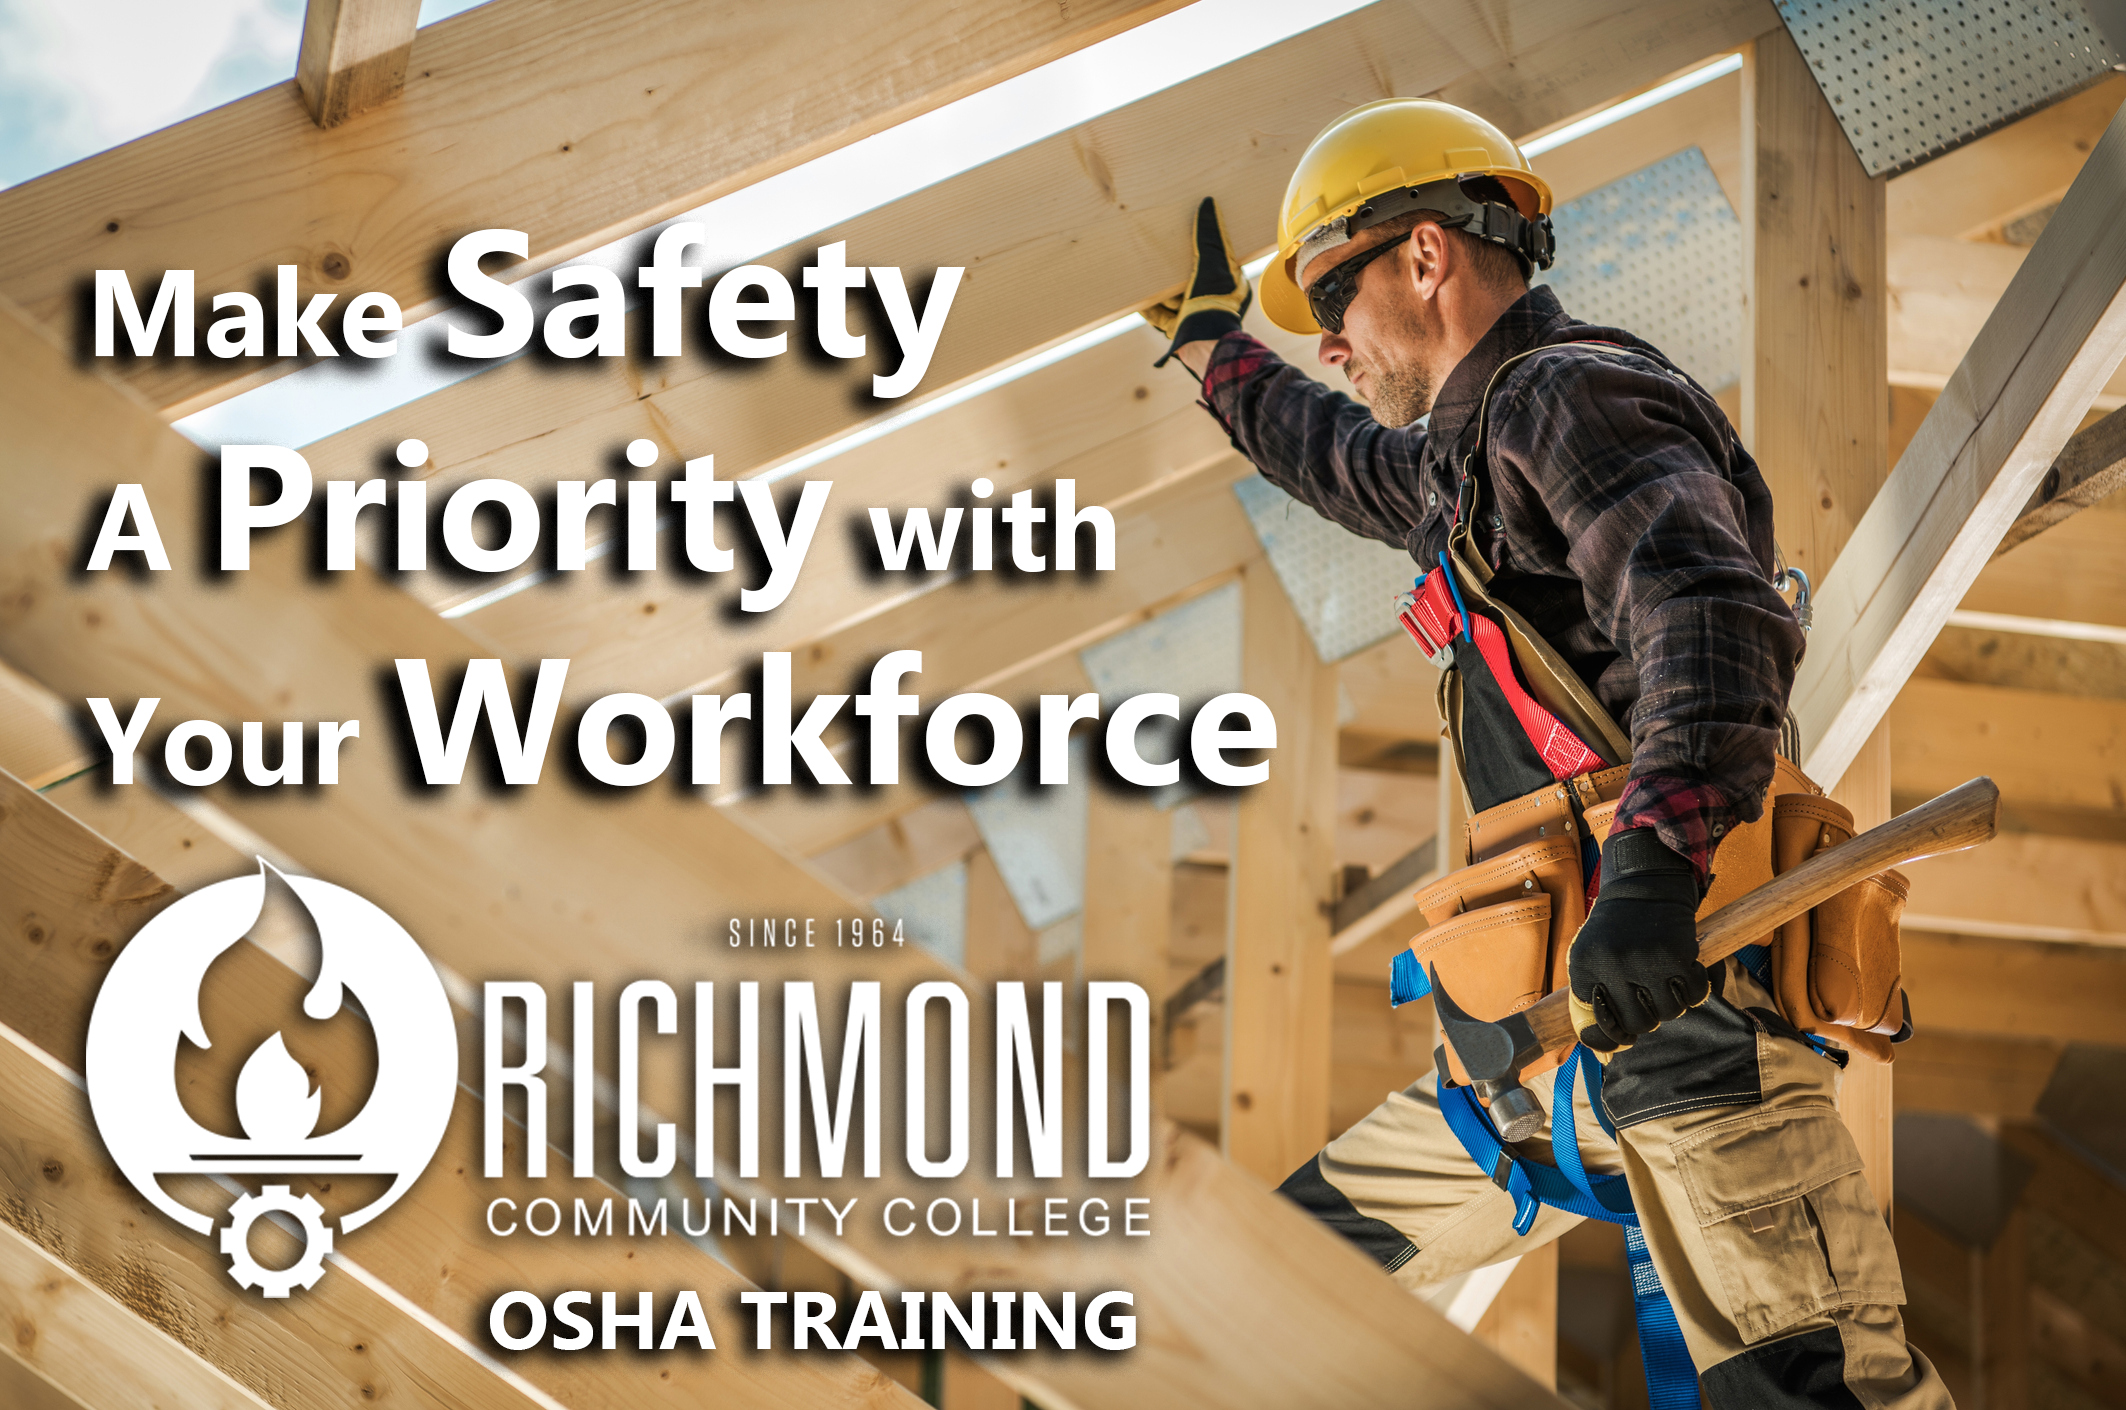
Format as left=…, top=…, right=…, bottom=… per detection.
left=1672, top=1106, right=1904, bottom=1344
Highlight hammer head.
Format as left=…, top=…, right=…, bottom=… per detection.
left=1430, top=966, right=1547, bottom=1143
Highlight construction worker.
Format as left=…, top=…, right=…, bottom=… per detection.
left=1148, top=99, right=1948, bottom=1410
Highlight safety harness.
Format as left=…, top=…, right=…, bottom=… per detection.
left=1394, top=341, right=1701, bottom=1406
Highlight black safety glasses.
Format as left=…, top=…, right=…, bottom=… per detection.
left=1305, top=231, right=1413, bottom=334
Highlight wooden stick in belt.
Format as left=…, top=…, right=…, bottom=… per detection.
left=1512, top=774, right=2002, bottom=1061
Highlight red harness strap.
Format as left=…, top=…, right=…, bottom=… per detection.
left=1397, top=564, right=1604, bottom=783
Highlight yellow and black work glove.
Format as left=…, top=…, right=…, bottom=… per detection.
left=1568, top=829, right=1711, bottom=1057
left=1146, top=196, right=1251, bottom=368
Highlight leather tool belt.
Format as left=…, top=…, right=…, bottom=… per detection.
left=1393, top=350, right=1910, bottom=1078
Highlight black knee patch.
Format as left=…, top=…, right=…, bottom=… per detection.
left=1275, top=1154, right=1417, bottom=1274
left=1601, top=970, right=1764, bottom=1129
left=1700, top=1325, right=1865, bottom=1410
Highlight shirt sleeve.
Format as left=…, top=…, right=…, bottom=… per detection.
left=1197, top=331, right=1434, bottom=549
left=1483, top=353, right=1803, bottom=885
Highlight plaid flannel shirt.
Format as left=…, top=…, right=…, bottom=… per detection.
left=1198, top=286, right=1803, bottom=885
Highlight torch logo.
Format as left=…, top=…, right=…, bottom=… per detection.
left=85, top=863, right=458, bottom=1297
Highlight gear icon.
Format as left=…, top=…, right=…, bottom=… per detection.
left=219, top=1186, right=333, bottom=1298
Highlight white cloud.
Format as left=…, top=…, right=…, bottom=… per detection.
left=0, top=0, right=485, bottom=188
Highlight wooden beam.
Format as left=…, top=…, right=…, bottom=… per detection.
left=1889, top=1030, right=2064, bottom=1119
left=0, top=771, right=924, bottom=1410
left=1888, top=237, right=2126, bottom=410
left=296, top=0, right=423, bottom=127
left=1902, top=832, right=2126, bottom=946
left=0, top=0, right=1191, bottom=416
left=1902, top=933, right=2126, bottom=1046
left=0, top=1352, right=85, bottom=1410
left=1742, top=24, right=1890, bottom=587
left=1890, top=679, right=2126, bottom=822
left=1338, top=633, right=1446, bottom=748
left=963, top=846, right=1042, bottom=982
left=1831, top=726, right=1895, bottom=1201
left=1082, top=787, right=1173, bottom=1001
left=0, top=658, right=85, bottom=791
left=1166, top=979, right=1436, bottom=1144
left=1790, top=98, right=2126, bottom=784
left=1223, top=564, right=1337, bottom=1181
left=1471, top=1243, right=1559, bottom=1392
left=1961, top=511, right=2126, bottom=634
left=0, top=1025, right=545, bottom=1410
left=1743, top=24, right=1896, bottom=1192
left=298, top=0, right=1773, bottom=638
left=1083, top=787, right=1172, bottom=1150
left=1997, top=403, right=2126, bottom=553
left=0, top=1217, right=274, bottom=1410
left=807, top=796, right=980, bottom=899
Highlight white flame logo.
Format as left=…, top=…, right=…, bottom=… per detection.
left=84, top=862, right=457, bottom=1295
left=235, top=1032, right=322, bottom=1145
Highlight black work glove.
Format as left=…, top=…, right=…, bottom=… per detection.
left=1568, top=829, right=1712, bottom=1055
left=1145, top=197, right=1251, bottom=368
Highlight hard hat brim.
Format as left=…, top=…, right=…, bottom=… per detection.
left=1259, top=257, right=1320, bottom=336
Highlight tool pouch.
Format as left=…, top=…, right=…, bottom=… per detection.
left=1769, top=794, right=1911, bottom=1064
left=1413, top=835, right=1588, bottom=1085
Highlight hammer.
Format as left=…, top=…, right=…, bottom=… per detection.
left=1430, top=775, right=2002, bottom=1142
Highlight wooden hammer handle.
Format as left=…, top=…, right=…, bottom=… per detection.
left=1517, top=775, right=2002, bottom=1059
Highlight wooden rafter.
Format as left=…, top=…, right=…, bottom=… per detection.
left=1791, top=98, right=2126, bottom=785
left=1890, top=679, right=2126, bottom=822
left=1888, top=236, right=2126, bottom=410
left=1995, top=403, right=2126, bottom=553
left=0, top=1215, right=274, bottom=1410
left=0, top=0, right=1193, bottom=418
left=1901, top=932, right=2126, bottom=1045
left=0, top=771, right=924, bottom=1410
left=1902, top=832, right=2126, bottom=946
left=289, top=0, right=1771, bottom=687
left=1961, top=512, right=2126, bottom=632
left=0, top=1025, right=546, bottom=1410
left=0, top=293, right=1561, bottom=1410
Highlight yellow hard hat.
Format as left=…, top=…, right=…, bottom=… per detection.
left=1259, top=98, right=1555, bottom=335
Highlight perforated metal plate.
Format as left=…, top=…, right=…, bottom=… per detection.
left=1538, top=146, right=1743, bottom=391
left=1080, top=582, right=1244, bottom=810
left=873, top=858, right=968, bottom=969
left=1080, top=581, right=1243, bottom=702
left=1231, top=477, right=1414, bottom=663
left=965, top=766, right=1087, bottom=932
left=1778, top=0, right=2121, bottom=178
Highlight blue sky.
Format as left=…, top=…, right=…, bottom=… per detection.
left=0, top=0, right=486, bottom=188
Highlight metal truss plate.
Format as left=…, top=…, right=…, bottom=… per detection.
left=1232, top=477, right=1413, bottom=663
left=873, top=858, right=968, bottom=969
left=1539, top=146, right=1743, bottom=391
left=965, top=757, right=1088, bottom=932
left=1080, top=580, right=1243, bottom=810
left=1778, top=0, right=2121, bottom=178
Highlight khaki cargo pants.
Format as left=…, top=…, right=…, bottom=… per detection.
left=1278, top=961, right=1951, bottom=1410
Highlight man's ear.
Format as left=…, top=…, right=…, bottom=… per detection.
left=1407, top=221, right=1449, bottom=299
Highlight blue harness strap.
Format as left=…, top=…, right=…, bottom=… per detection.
left=1437, top=1047, right=1698, bottom=1410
